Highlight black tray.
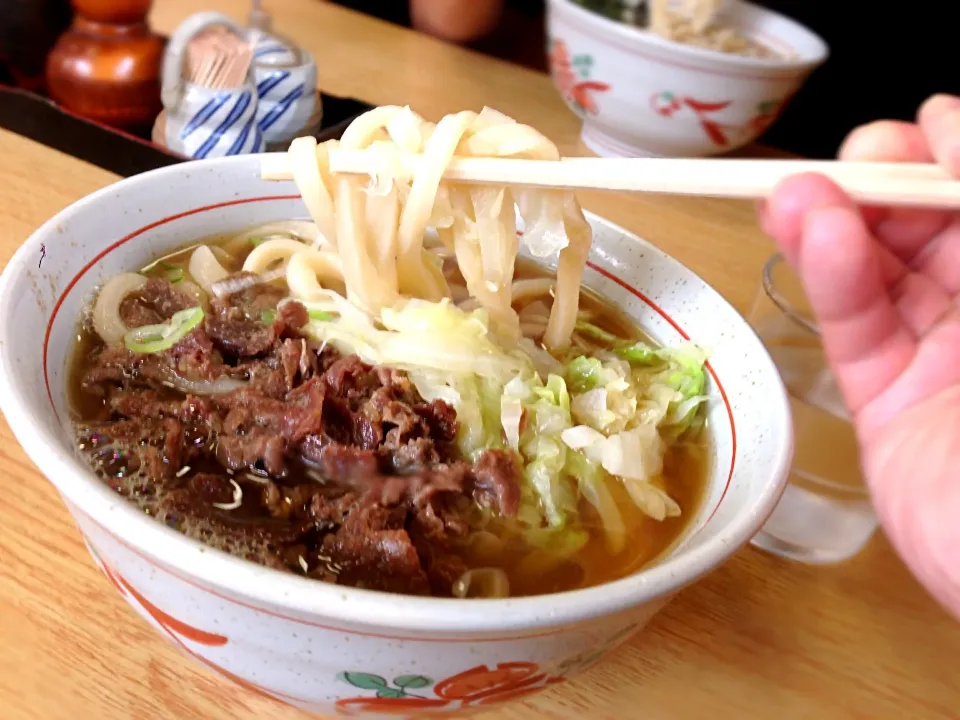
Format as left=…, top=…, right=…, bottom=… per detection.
left=0, top=86, right=374, bottom=178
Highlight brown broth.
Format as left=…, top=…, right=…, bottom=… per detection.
left=69, top=233, right=709, bottom=597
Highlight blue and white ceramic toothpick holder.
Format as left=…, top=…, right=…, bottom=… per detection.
left=161, top=11, right=318, bottom=153
left=165, top=81, right=265, bottom=160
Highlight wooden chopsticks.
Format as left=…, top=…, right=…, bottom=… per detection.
left=259, top=153, right=959, bottom=209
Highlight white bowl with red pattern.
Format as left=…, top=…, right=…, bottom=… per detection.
left=546, top=0, right=828, bottom=157
left=0, top=154, right=793, bottom=717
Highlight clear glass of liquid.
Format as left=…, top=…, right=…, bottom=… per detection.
left=748, top=254, right=879, bottom=564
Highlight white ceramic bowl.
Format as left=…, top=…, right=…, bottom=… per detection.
left=546, top=0, right=828, bottom=157
left=0, top=155, right=792, bottom=717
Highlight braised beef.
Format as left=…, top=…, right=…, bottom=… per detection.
left=275, top=301, right=309, bottom=334
left=205, top=277, right=291, bottom=358
left=119, top=278, right=196, bottom=329
left=75, top=276, right=523, bottom=597
left=322, top=504, right=430, bottom=595
left=470, top=449, right=522, bottom=518
left=119, top=297, right=163, bottom=329
left=81, top=328, right=229, bottom=395
left=212, top=276, right=286, bottom=320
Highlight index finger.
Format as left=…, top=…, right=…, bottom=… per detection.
left=767, top=174, right=917, bottom=417
left=838, top=119, right=949, bottom=265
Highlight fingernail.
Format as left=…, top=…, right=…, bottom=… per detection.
left=929, top=93, right=960, bottom=111
left=919, top=94, right=960, bottom=126
left=839, top=121, right=910, bottom=162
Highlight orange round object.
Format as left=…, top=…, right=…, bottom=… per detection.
left=46, top=1, right=164, bottom=130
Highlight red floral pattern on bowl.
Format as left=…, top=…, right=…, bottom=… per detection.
left=549, top=38, right=611, bottom=117
left=335, top=663, right=564, bottom=716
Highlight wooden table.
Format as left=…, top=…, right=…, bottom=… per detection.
left=1, top=2, right=957, bottom=719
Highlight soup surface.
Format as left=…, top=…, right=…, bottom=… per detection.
left=70, top=232, right=708, bottom=598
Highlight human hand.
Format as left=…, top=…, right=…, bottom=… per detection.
left=759, top=95, right=960, bottom=617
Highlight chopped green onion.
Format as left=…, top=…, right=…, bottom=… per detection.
left=308, top=309, right=334, bottom=322
left=261, top=309, right=277, bottom=325
left=575, top=321, right=620, bottom=345
left=616, top=341, right=659, bottom=365
left=124, top=306, right=204, bottom=354
left=158, top=262, right=184, bottom=284
left=249, top=236, right=266, bottom=247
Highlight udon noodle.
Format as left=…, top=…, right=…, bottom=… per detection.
left=255, top=105, right=592, bottom=353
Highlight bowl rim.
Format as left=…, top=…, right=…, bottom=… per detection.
left=548, top=0, right=829, bottom=72
left=0, top=154, right=793, bottom=634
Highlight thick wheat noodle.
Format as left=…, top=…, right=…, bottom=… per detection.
left=445, top=185, right=518, bottom=341
left=469, top=185, right=518, bottom=340
left=510, top=278, right=556, bottom=305
left=277, top=106, right=590, bottom=349
left=519, top=301, right=551, bottom=324
left=362, top=145, right=401, bottom=295
left=93, top=273, right=148, bottom=345
left=243, top=239, right=342, bottom=279
left=544, top=197, right=592, bottom=350
left=339, top=105, right=407, bottom=149
left=189, top=246, right=229, bottom=293
left=335, top=174, right=389, bottom=312
left=466, top=110, right=520, bottom=300
left=446, top=192, right=487, bottom=300
left=473, top=188, right=510, bottom=289
left=396, top=111, right=476, bottom=299
left=462, top=115, right=586, bottom=350
left=459, top=280, right=553, bottom=313
left=286, top=251, right=347, bottom=298
left=221, top=221, right=326, bottom=258
left=288, top=137, right=336, bottom=248
left=333, top=107, right=410, bottom=310
left=386, top=108, right=426, bottom=152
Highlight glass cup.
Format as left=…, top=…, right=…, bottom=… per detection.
left=747, top=254, right=879, bottom=564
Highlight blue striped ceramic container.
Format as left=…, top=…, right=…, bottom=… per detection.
left=250, top=38, right=318, bottom=146
left=164, top=82, right=265, bottom=160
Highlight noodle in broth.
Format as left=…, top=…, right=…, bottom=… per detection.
left=69, top=107, right=710, bottom=598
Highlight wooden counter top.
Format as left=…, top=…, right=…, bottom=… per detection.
left=0, top=2, right=957, bottom=718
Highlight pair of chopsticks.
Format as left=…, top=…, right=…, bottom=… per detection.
left=186, top=27, right=253, bottom=90
left=260, top=153, right=959, bottom=209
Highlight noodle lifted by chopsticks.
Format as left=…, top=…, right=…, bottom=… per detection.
left=270, top=106, right=592, bottom=352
